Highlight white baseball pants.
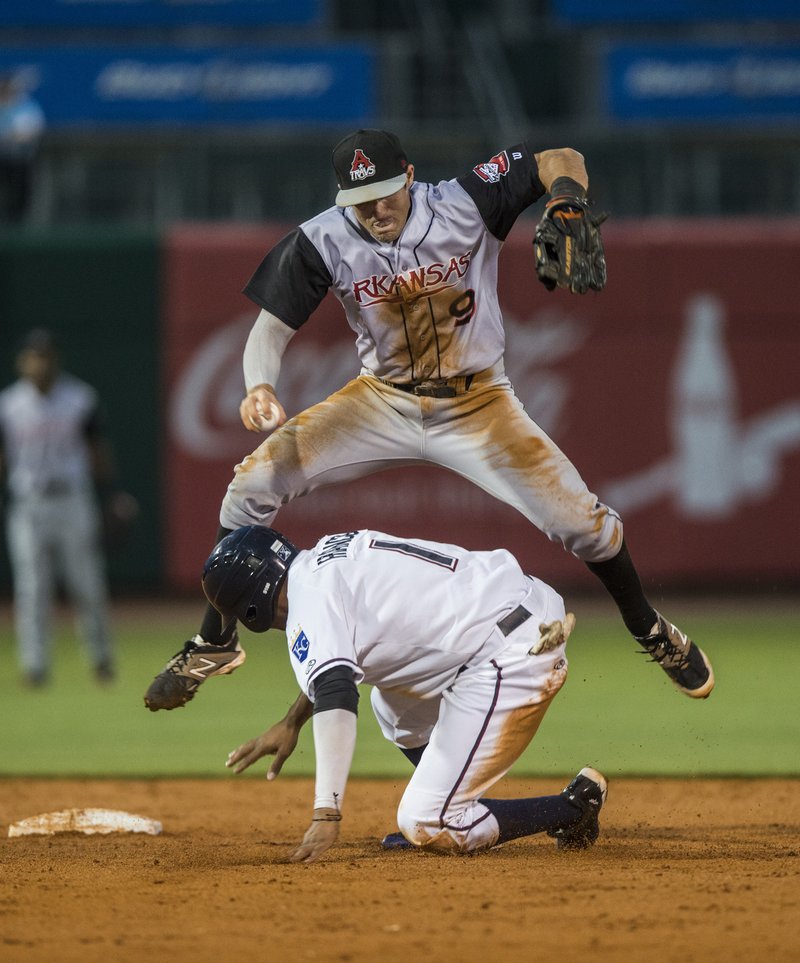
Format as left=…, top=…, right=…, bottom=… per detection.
left=371, top=577, right=569, bottom=853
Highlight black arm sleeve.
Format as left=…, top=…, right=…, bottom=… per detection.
left=312, top=664, right=359, bottom=716
left=242, top=228, right=333, bottom=330
left=456, top=141, right=546, bottom=241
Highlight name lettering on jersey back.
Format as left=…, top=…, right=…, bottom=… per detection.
left=352, top=253, right=473, bottom=307
left=316, top=531, right=358, bottom=565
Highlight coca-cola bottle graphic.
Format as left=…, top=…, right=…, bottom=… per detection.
left=670, top=294, right=738, bottom=518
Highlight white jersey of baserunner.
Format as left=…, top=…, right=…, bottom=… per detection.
left=285, top=528, right=555, bottom=700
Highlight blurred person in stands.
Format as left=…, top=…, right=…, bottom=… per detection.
left=0, top=72, right=45, bottom=225
left=0, top=330, right=137, bottom=686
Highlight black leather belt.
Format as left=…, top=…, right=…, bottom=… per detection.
left=377, top=374, right=474, bottom=398
left=497, top=604, right=532, bottom=636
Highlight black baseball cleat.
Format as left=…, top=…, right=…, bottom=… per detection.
left=380, top=832, right=414, bottom=851
left=144, top=633, right=246, bottom=711
left=548, top=766, right=608, bottom=851
left=636, top=613, right=715, bottom=699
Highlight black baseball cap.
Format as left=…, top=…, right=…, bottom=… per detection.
left=332, top=129, right=409, bottom=207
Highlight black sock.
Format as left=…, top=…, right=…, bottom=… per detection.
left=585, top=539, right=657, bottom=638
left=482, top=796, right=581, bottom=843
left=400, top=745, right=427, bottom=767
left=198, top=526, right=234, bottom=644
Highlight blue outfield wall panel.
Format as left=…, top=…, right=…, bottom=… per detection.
left=0, top=45, right=375, bottom=127
left=555, top=0, right=800, bottom=23
left=0, top=0, right=323, bottom=28
left=607, top=43, right=800, bottom=122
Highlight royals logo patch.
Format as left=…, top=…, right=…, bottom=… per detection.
left=473, top=150, right=510, bottom=184
left=291, top=630, right=310, bottom=663
left=350, top=148, right=376, bottom=182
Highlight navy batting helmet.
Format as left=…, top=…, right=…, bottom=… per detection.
left=202, top=525, right=299, bottom=632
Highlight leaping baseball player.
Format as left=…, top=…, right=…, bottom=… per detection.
left=145, top=128, right=714, bottom=712
left=205, top=524, right=608, bottom=861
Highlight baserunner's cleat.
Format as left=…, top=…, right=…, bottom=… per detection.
left=380, top=832, right=415, bottom=851
left=548, top=766, right=608, bottom=851
left=144, top=633, right=246, bottom=711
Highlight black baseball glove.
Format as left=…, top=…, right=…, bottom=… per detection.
left=534, top=181, right=608, bottom=295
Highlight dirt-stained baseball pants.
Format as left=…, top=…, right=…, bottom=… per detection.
left=371, top=575, right=568, bottom=853
left=220, top=363, right=622, bottom=563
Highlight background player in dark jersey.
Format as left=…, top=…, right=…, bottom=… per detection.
left=145, top=129, right=713, bottom=712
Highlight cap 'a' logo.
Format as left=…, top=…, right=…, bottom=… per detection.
left=350, top=148, right=376, bottom=182
left=473, top=151, right=510, bottom=184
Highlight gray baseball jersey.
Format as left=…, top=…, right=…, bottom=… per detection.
left=244, top=144, right=543, bottom=383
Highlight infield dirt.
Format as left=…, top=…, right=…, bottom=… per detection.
left=1, top=776, right=798, bottom=962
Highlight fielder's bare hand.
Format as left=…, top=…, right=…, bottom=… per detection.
left=239, top=384, right=286, bottom=434
left=289, top=811, right=341, bottom=864
left=226, top=719, right=300, bottom=779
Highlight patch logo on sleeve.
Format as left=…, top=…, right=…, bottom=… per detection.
left=473, top=150, right=510, bottom=184
left=291, top=630, right=310, bottom=664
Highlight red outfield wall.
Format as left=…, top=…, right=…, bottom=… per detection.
left=162, top=220, right=800, bottom=592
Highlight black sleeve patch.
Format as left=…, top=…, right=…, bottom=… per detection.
left=243, top=228, right=333, bottom=330
left=312, top=664, right=359, bottom=715
left=457, top=142, right=546, bottom=241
